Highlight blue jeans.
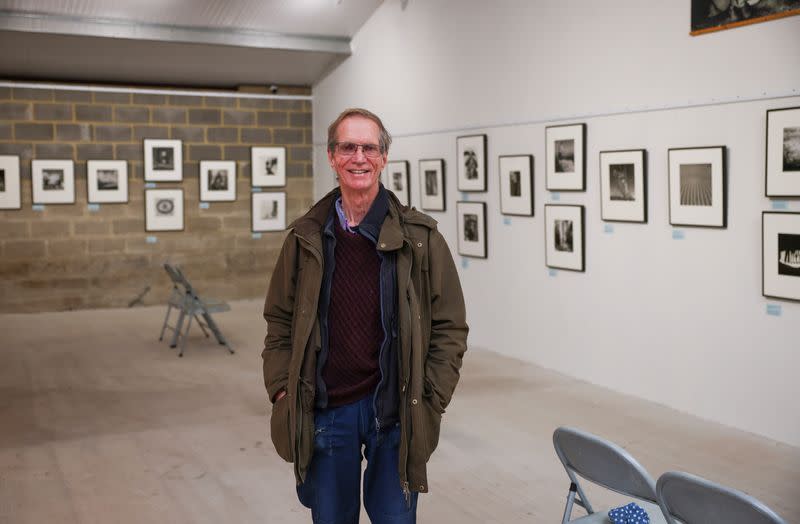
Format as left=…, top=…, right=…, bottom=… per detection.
left=297, top=394, right=418, bottom=524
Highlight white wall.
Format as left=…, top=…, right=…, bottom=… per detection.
left=311, top=0, right=800, bottom=446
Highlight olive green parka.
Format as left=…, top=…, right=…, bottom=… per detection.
left=262, top=188, right=468, bottom=495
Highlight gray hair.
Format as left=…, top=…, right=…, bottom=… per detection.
left=327, top=107, right=392, bottom=154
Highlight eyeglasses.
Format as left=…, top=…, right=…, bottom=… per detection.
left=334, top=142, right=383, bottom=158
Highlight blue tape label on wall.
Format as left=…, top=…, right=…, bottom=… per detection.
left=145, top=183, right=156, bottom=189
left=766, top=304, right=782, bottom=317
left=551, top=192, right=560, bottom=201
left=88, top=204, right=100, bottom=212
left=771, top=201, right=788, bottom=210
left=604, top=224, right=614, bottom=234
left=503, top=217, right=511, bottom=226
left=461, top=192, right=469, bottom=201
left=146, top=236, right=158, bottom=244
left=461, top=258, right=469, bottom=269
left=672, top=229, right=685, bottom=240
left=252, top=187, right=262, bottom=193
left=548, top=268, right=558, bottom=277
left=199, top=202, right=210, bottom=209
left=32, top=204, right=44, bottom=211
left=252, top=232, right=262, bottom=239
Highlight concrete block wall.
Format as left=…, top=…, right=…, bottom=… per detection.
left=0, top=84, right=314, bottom=313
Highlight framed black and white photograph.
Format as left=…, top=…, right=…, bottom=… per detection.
left=87, top=160, right=128, bottom=204
left=600, top=149, right=647, bottom=223
left=144, top=139, right=182, bottom=182
left=457, top=134, right=487, bottom=192
left=456, top=201, right=487, bottom=258
left=385, top=160, right=410, bottom=206
left=32, top=159, right=75, bottom=205
left=499, top=155, right=534, bottom=216
left=252, top=192, right=286, bottom=232
left=145, top=189, right=184, bottom=232
left=691, top=0, right=800, bottom=35
left=545, top=204, right=585, bottom=272
left=251, top=146, right=286, bottom=187
left=419, top=159, right=446, bottom=212
left=766, top=106, right=800, bottom=197
left=0, top=155, right=21, bottom=209
left=199, top=160, right=236, bottom=202
left=546, top=123, right=586, bottom=191
left=763, top=212, right=800, bottom=302
left=668, top=146, right=727, bottom=228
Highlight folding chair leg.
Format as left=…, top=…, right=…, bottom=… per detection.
left=202, top=311, right=234, bottom=353
left=159, top=304, right=173, bottom=341
left=562, top=482, right=577, bottom=524
left=195, top=314, right=210, bottom=338
left=178, top=313, right=193, bottom=357
left=170, top=310, right=186, bottom=348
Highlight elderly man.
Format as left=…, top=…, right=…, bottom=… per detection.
left=262, top=107, right=467, bottom=524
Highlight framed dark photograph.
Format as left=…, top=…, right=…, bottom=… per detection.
left=763, top=212, right=800, bottom=302
left=252, top=192, right=286, bottom=232
left=0, top=155, right=21, bottom=209
left=145, top=189, right=184, bottom=232
left=599, top=149, right=647, bottom=223
left=419, top=159, right=445, bottom=211
left=456, top=201, right=487, bottom=258
left=668, top=146, right=727, bottom=228
left=200, top=160, right=236, bottom=202
left=766, top=106, right=800, bottom=197
left=385, top=160, right=410, bottom=206
left=499, top=155, right=534, bottom=216
left=87, top=160, right=128, bottom=204
left=32, top=159, right=75, bottom=205
left=691, top=0, right=800, bottom=35
left=457, top=134, right=487, bottom=192
left=545, top=204, right=585, bottom=272
left=546, top=123, right=586, bottom=191
left=144, top=139, right=182, bottom=182
left=251, top=146, right=286, bottom=187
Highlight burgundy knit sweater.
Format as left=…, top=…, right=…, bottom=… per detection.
left=322, top=220, right=383, bottom=407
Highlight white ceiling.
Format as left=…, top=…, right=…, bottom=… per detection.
left=0, top=0, right=385, bottom=88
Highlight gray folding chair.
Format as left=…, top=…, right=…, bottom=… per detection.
left=657, top=471, right=787, bottom=524
left=553, top=426, right=668, bottom=523
left=158, top=263, right=234, bottom=357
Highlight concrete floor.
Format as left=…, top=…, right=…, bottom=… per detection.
left=0, top=299, right=797, bottom=523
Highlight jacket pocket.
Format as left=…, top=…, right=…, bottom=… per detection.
left=418, top=396, right=443, bottom=462
left=270, top=397, right=294, bottom=463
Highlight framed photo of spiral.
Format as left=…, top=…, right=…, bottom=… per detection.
left=457, top=134, right=487, bottom=192
left=145, top=189, right=184, bottom=232
left=766, top=106, right=800, bottom=197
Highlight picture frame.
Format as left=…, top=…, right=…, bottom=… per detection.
left=419, top=159, right=446, bottom=212
left=691, top=0, right=800, bottom=36
left=499, top=154, right=534, bottom=216
left=668, top=146, right=727, bottom=228
left=252, top=192, right=286, bottom=232
left=456, top=134, right=487, bottom=192
left=546, top=123, right=586, bottom=191
left=199, top=160, right=236, bottom=202
left=599, top=149, right=647, bottom=223
left=385, top=160, right=410, bottom=206
left=0, top=155, right=21, bottom=209
left=545, top=204, right=585, bottom=272
left=32, top=159, right=75, bottom=205
left=762, top=211, right=800, bottom=302
left=456, top=201, right=487, bottom=258
left=766, top=106, right=800, bottom=197
left=145, top=188, right=184, bottom=232
left=251, top=146, right=286, bottom=187
left=144, top=139, right=182, bottom=182
left=87, top=160, right=128, bottom=204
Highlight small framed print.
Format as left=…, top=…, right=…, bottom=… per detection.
left=766, top=106, right=800, bottom=197
left=546, top=123, right=586, bottom=191
left=145, top=189, right=184, bottom=232
left=545, top=204, right=585, bottom=272
left=457, top=134, right=487, bottom=192
left=499, top=154, right=534, bottom=216
left=251, top=146, right=286, bottom=187
left=0, top=155, right=21, bottom=209
left=32, top=159, right=75, bottom=204
left=668, top=146, right=727, bottom=228
left=252, top=192, right=286, bottom=232
left=599, top=149, right=647, bottom=223
left=385, top=160, right=411, bottom=206
left=763, top=212, right=800, bottom=302
left=87, top=160, right=128, bottom=204
left=457, top=201, right=487, bottom=258
left=419, top=158, right=446, bottom=211
left=200, top=160, right=236, bottom=202
left=144, top=139, right=182, bottom=182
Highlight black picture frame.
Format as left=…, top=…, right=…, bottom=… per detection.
left=545, top=123, right=586, bottom=192
left=87, top=160, right=129, bottom=204
left=419, top=158, right=446, bottom=212
left=0, top=155, right=21, bottom=210
left=251, top=192, right=287, bottom=232
left=599, top=149, right=647, bottom=223
left=385, top=160, right=411, bottom=206
left=545, top=204, right=585, bottom=272
left=499, top=154, right=534, bottom=217
left=144, top=188, right=185, bottom=232
left=31, top=159, right=75, bottom=205
left=456, top=134, right=487, bottom=192
left=762, top=211, right=800, bottom=302
left=765, top=106, right=800, bottom=198
left=668, top=146, right=727, bottom=228
left=457, top=201, right=487, bottom=258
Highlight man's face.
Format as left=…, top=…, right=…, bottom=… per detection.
left=328, top=115, right=387, bottom=194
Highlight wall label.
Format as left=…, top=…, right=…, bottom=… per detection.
left=146, top=236, right=158, bottom=244
left=549, top=268, right=558, bottom=277
left=766, top=304, right=782, bottom=317
left=503, top=217, right=511, bottom=226
left=551, top=192, right=561, bottom=201
left=461, top=192, right=469, bottom=201
left=145, top=183, right=156, bottom=189
left=604, top=224, right=614, bottom=234
left=251, top=187, right=262, bottom=193
left=199, top=202, right=210, bottom=209
left=252, top=232, right=262, bottom=239
left=32, top=204, right=44, bottom=211
left=672, top=229, right=685, bottom=240
left=461, top=258, right=469, bottom=269
left=88, top=204, right=100, bottom=212
left=771, top=200, right=788, bottom=210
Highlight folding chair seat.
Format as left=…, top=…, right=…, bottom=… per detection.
left=656, top=471, right=787, bottom=524
left=158, top=263, right=234, bottom=357
left=553, top=426, right=668, bottom=523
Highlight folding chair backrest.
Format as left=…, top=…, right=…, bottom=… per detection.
left=172, top=265, right=196, bottom=295
left=553, top=426, right=659, bottom=503
left=657, top=471, right=787, bottom=524
left=163, top=263, right=183, bottom=288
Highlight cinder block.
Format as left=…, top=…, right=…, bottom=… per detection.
left=34, top=143, right=74, bottom=159
left=114, top=106, right=149, bottom=123
left=31, top=220, right=71, bottom=237
left=189, top=145, right=221, bottom=161
left=274, top=128, right=304, bottom=145
left=223, top=109, right=255, bottom=126
left=13, top=88, right=53, bottom=101
left=152, top=107, right=186, bottom=124
left=93, top=92, right=131, bottom=104
left=134, top=125, right=170, bottom=140
left=4, top=240, right=47, bottom=259
left=223, top=216, right=250, bottom=230
left=189, top=109, right=221, bottom=125
left=0, top=87, right=11, bottom=100
left=0, top=123, right=10, bottom=139
left=207, top=127, right=238, bottom=143
left=258, top=111, right=288, bottom=126
left=274, top=99, right=304, bottom=111
left=287, top=162, right=305, bottom=178
left=76, top=105, right=113, bottom=122
left=74, top=220, right=111, bottom=235
left=94, top=125, right=132, bottom=142
left=115, top=144, right=143, bottom=161
left=168, top=95, right=204, bottom=106
left=15, top=123, right=53, bottom=140
left=89, top=238, right=125, bottom=253
left=290, top=112, right=312, bottom=127
left=238, top=98, right=271, bottom=110
left=171, top=126, right=204, bottom=142
left=55, top=90, right=91, bottom=102
left=241, top=128, right=271, bottom=144
left=0, top=102, right=32, bottom=120
left=224, top=145, right=250, bottom=161
left=34, top=103, right=72, bottom=121
left=133, top=94, right=166, bottom=105
left=204, top=96, right=237, bottom=108
left=0, top=222, right=30, bottom=239
left=19, top=277, right=88, bottom=290
left=290, top=146, right=312, bottom=162
left=56, top=124, right=92, bottom=141
left=0, top=143, right=33, bottom=161
left=187, top=216, right=222, bottom=232
left=77, top=144, right=113, bottom=161
left=113, top=218, right=142, bottom=234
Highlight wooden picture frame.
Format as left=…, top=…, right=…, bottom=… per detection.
left=691, top=0, right=800, bottom=35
